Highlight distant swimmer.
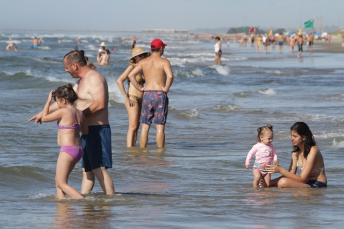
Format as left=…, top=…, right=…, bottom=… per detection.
left=74, top=43, right=78, bottom=50
left=39, top=37, right=43, bottom=45
left=130, top=37, right=138, bottom=50
left=32, top=37, right=38, bottom=48
left=214, top=36, right=222, bottom=65
left=97, top=42, right=106, bottom=64
left=122, top=37, right=125, bottom=45
left=6, top=42, right=16, bottom=51
left=78, top=38, right=81, bottom=44
left=99, top=49, right=110, bottom=66
left=58, top=39, right=62, bottom=44
left=128, top=39, right=173, bottom=148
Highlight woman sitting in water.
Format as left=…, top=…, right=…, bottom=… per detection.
left=266, top=122, right=327, bottom=188
left=116, top=47, right=151, bottom=147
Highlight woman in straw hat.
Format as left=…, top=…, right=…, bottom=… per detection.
left=97, top=42, right=106, bottom=64
left=117, top=47, right=151, bottom=147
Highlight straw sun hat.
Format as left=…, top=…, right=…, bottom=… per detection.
left=129, top=47, right=151, bottom=63
left=100, top=42, right=106, bottom=47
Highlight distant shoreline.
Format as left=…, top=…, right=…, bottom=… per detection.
left=0, top=28, right=139, bottom=33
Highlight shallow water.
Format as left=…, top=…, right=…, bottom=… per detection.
left=1, top=30, right=344, bottom=228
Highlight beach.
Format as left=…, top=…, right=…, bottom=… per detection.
left=1, top=29, right=344, bottom=228
left=313, top=36, right=344, bottom=53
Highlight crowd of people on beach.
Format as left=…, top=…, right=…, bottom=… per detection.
left=10, top=29, right=338, bottom=199
left=212, top=31, right=344, bottom=65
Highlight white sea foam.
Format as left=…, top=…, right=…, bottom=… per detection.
left=28, top=193, right=53, bottom=199
left=181, top=108, right=199, bottom=118
left=192, top=69, right=204, bottom=76
left=31, top=58, right=60, bottom=64
left=210, top=65, right=230, bottom=75
left=85, top=44, right=97, bottom=50
left=46, top=76, right=71, bottom=83
left=38, top=46, right=51, bottom=50
left=214, top=104, right=241, bottom=112
left=267, top=70, right=282, bottom=75
left=173, top=68, right=204, bottom=78
left=107, top=78, right=124, bottom=104
left=332, top=138, right=344, bottom=148
left=25, top=69, right=32, bottom=76
left=3, top=40, right=21, bottom=44
left=256, top=88, right=276, bottom=95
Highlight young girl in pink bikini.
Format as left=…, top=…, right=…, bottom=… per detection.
left=245, top=125, right=278, bottom=187
left=42, top=84, right=88, bottom=199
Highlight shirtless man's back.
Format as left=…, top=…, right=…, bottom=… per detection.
left=128, top=39, right=173, bottom=148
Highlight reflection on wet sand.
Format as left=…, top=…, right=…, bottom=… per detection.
left=53, top=201, right=113, bottom=229
left=125, top=147, right=172, bottom=168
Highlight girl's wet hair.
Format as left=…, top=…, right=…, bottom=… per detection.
left=54, top=83, right=78, bottom=104
left=257, top=124, right=273, bottom=142
left=290, top=122, right=316, bottom=158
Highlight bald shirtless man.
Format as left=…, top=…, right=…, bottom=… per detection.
left=128, top=39, right=173, bottom=148
left=29, top=50, right=115, bottom=195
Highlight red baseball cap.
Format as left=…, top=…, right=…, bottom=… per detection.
left=150, top=39, right=167, bottom=50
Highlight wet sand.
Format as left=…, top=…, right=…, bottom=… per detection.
left=313, top=37, right=344, bottom=53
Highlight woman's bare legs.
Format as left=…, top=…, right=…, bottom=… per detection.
left=125, top=100, right=141, bottom=147
left=277, top=177, right=310, bottom=188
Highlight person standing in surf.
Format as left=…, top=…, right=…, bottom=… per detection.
left=128, top=39, right=173, bottom=148
left=214, top=36, right=222, bottom=65
left=245, top=125, right=278, bottom=188
left=40, top=84, right=88, bottom=199
left=117, top=47, right=151, bottom=147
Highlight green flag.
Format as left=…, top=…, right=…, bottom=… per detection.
left=242, top=27, right=246, bottom=31
left=304, top=19, right=314, bottom=28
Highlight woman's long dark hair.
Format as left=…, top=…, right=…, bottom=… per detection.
left=290, top=122, right=316, bottom=159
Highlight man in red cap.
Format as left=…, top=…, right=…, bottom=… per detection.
left=128, top=39, right=173, bottom=148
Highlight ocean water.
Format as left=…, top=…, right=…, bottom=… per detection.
left=1, top=29, right=344, bottom=228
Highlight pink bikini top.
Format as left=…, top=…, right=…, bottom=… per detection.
left=57, top=108, right=81, bottom=130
